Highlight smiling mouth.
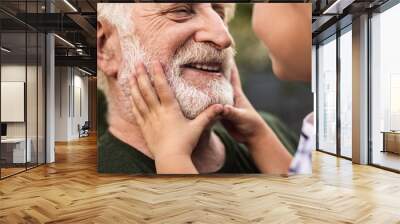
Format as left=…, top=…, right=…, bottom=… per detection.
left=182, top=62, right=223, bottom=73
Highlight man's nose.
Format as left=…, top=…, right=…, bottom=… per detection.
left=193, top=10, right=233, bottom=50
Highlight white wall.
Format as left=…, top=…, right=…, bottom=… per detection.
left=1, top=66, right=25, bottom=128
left=55, top=66, right=69, bottom=141
left=1, top=63, right=46, bottom=164
left=72, top=73, right=89, bottom=138
left=1, top=65, right=41, bottom=138
left=1, top=65, right=26, bottom=140
left=54, top=67, right=89, bottom=141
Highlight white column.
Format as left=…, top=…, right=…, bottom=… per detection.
left=45, top=1, right=55, bottom=163
left=352, top=14, right=369, bottom=164
left=312, top=45, right=317, bottom=150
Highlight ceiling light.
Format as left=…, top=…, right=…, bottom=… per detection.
left=1, top=47, right=11, bottom=53
left=323, top=0, right=355, bottom=15
left=78, top=67, right=93, bottom=76
left=54, top=34, right=75, bottom=48
left=63, top=0, right=78, bottom=12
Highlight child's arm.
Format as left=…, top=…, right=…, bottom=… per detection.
left=130, top=62, right=223, bottom=174
left=222, top=65, right=292, bottom=174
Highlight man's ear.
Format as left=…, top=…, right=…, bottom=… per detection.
left=97, top=19, right=122, bottom=78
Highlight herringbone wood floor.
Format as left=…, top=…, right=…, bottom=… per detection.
left=0, top=134, right=400, bottom=224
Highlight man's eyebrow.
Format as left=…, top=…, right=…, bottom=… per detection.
left=157, top=3, right=190, bottom=12
left=141, top=3, right=186, bottom=18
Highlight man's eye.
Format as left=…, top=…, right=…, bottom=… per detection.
left=170, top=8, right=193, bottom=18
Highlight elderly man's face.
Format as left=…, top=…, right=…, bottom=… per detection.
left=118, top=3, right=235, bottom=119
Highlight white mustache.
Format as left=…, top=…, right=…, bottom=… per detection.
left=167, top=39, right=235, bottom=77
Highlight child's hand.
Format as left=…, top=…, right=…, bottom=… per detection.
left=221, top=64, right=270, bottom=146
left=221, top=64, right=292, bottom=174
left=130, top=62, right=223, bottom=174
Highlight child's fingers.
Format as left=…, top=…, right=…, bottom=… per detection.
left=131, top=98, right=144, bottom=125
left=222, top=105, right=245, bottom=121
left=136, top=63, right=160, bottom=109
left=130, top=76, right=150, bottom=117
left=193, top=104, right=223, bottom=130
left=129, top=79, right=144, bottom=125
left=151, top=61, right=177, bottom=106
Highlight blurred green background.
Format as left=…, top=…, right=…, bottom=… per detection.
left=229, top=4, right=271, bottom=74
left=229, top=4, right=313, bottom=134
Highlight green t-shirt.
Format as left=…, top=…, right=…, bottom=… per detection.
left=97, top=90, right=298, bottom=174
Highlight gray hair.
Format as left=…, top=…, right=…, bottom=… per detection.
left=97, top=3, right=135, bottom=93
left=97, top=3, right=134, bottom=34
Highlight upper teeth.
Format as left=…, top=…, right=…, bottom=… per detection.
left=191, top=63, right=219, bottom=72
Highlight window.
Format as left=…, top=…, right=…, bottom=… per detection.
left=339, top=27, right=352, bottom=158
left=370, top=2, right=400, bottom=171
left=317, top=35, right=337, bottom=154
left=0, top=1, right=46, bottom=179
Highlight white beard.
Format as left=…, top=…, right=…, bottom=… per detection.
left=169, top=73, right=234, bottom=119
left=117, top=35, right=234, bottom=120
